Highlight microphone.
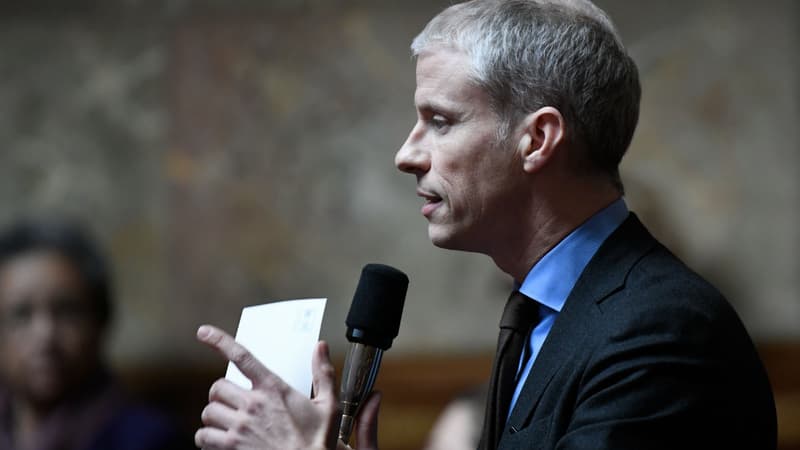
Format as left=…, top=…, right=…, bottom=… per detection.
left=338, top=263, right=408, bottom=444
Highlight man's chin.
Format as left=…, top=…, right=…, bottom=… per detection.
left=428, top=226, right=471, bottom=252
left=25, top=379, right=67, bottom=407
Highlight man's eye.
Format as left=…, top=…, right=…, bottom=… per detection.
left=430, top=114, right=449, bottom=130
left=2, top=303, right=33, bottom=329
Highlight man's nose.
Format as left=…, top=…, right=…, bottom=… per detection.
left=30, top=309, right=57, bottom=341
left=395, top=123, right=430, bottom=174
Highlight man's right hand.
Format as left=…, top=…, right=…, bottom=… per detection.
left=195, top=324, right=382, bottom=450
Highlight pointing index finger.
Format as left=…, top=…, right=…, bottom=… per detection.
left=197, top=324, right=275, bottom=388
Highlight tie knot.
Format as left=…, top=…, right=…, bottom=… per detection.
left=499, top=290, right=540, bottom=333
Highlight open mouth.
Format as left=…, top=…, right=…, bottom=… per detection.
left=418, top=190, right=443, bottom=217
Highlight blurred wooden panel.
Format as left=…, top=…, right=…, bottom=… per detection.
left=370, top=354, right=492, bottom=450
left=760, top=342, right=800, bottom=450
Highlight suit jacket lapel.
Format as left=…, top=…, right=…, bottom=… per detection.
left=504, top=213, right=658, bottom=434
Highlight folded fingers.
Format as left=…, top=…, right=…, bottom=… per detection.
left=208, top=378, right=248, bottom=409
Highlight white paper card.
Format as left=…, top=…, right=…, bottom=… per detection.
left=225, top=298, right=327, bottom=396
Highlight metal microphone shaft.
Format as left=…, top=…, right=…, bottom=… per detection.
left=338, top=343, right=383, bottom=443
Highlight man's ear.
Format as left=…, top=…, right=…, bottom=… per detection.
left=516, top=107, right=566, bottom=173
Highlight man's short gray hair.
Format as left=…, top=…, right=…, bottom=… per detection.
left=412, top=0, right=641, bottom=191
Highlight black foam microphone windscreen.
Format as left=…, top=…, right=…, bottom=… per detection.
left=345, top=263, right=409, bottom=350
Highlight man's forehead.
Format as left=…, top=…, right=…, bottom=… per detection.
left=413, top=49, right=484, bottom=109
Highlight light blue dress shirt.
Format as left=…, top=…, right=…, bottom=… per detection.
left=508, top=198, right=629, bottom=417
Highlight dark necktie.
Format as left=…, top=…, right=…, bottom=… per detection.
left=479, top=290, right=540, bottom=450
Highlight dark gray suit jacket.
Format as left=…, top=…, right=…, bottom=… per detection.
left=498, top=214, right=777, bottom=450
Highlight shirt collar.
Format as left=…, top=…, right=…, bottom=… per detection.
left=518, top=198, right=629, bottom=313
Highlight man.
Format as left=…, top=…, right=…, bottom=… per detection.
left=0, top=220, right=184, bottom=450
left=194, top=1, right=777, bottom=449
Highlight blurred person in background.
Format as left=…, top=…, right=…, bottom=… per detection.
left=0, top=219, right=184, bottom=450
left=422, top=383, right=487, bottom=450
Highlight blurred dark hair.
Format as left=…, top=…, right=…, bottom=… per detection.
left=0, top=219, right=113, bottom=327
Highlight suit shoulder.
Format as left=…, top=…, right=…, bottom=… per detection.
left=599, top=243, right=739, bottom=336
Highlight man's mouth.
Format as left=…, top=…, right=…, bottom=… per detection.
left=417, top=189, right=443, bottom=217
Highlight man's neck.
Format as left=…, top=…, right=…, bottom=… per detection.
left=490, top=180, right=621, bottom=282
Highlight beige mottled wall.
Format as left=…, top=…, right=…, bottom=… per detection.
left=0, top=0, right=797, bottom=370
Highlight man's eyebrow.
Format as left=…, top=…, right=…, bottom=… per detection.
left=415, top=99, right=457, bottom=115
left=414, top=100, right=432, bottom=112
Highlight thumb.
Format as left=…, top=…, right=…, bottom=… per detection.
left=311, top=341, right=342, bottom=450
left=355, top=391, right=382, bottom=450
left=311, top=341, right=337, bottom=402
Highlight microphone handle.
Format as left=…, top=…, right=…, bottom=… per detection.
left=338, top=342, right=383, bottom=444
